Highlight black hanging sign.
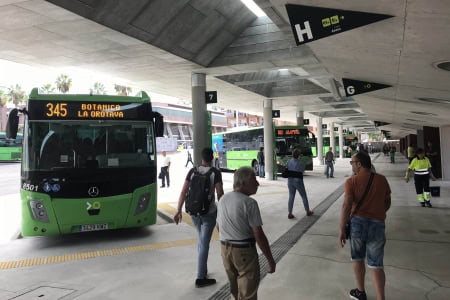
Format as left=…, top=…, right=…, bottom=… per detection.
left=322, top=124, right=327, bottom=129
left=374, top=120, right=391, bottom=127
left=272, top=110, right=280, bottom=118
left=342, top=78, right=391, bottom=97
left=303, top=119, right=310, bottom=125
left=334, top=127, right=338, bottom=131
left=205, top=91, right=217, bottom=104
left=285, top=4, right=393, bottom=46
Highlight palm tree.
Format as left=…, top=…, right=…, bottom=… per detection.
left=90, top=82, right=106, bottom=95
left=7, top=84, right=26, bottom=107
left=55, top=74, right=72, bottom=94
left=114, top=84, right=132, bottom=96
left=40, top=83, right=55, bottom=94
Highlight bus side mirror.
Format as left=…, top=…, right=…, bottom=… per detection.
left=6, top=108, right=19, bottom=139
left=152, top=112, right=164, bottom=137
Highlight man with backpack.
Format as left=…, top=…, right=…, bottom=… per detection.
left=173, top=147, right=224, bottom=288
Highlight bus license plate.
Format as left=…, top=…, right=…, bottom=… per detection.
left=80, top=224, right=108, bottom=232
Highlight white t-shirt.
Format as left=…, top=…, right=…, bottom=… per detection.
left=217, top=191, right=263, bottom=241
left=161, top=155, right=171, bottom=167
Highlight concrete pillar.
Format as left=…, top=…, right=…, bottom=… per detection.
left=191, top=73, right=207, bottom=165
left=330, top=122, right=335, bottom=155
left=296, top=110, right=304, bottom=126
left=338, top=124, right=344, bottom=158
left=317, top=117, right=323, bottom=165
left=440, top=126, right=450, bottom=181
left=296, top=100, right=304, bottom=126
left=263, top=99, right=274, bottom=180
left=417, top=130, right=424, bottom=149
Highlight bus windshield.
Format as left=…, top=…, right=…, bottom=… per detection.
left=25, top=120, right=155, bottom=171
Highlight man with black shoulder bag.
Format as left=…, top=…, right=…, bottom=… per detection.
left=339, top=152, right=391, bottom=300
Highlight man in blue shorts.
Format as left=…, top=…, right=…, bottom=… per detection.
left=339, top=152, right=391, bottom=300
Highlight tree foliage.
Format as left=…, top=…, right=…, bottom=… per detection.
left=55, top=74, right=72, bottom=93
left=40, top=83, right=55, bottom=94
left=114, top=84, right=132, bottom=96
left=90, top=82, right=106, bottom=95
left=7, top=84, right=26, bottom=106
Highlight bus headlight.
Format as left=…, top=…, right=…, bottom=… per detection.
left=135, top=193, right=150, bottom=215
left=30, top=200, right=49, bottom=222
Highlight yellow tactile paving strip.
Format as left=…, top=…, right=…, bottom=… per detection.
left=0, top=238, right=198, bottom=270
left=0, top=203, right=219, bottom=270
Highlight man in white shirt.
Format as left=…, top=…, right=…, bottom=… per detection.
left=160, top=151, right=171, bottom=188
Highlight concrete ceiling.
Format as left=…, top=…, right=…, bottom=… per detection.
left=0, top=0, right=449, bottom=138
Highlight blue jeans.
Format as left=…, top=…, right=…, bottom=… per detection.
left=325, top=161, right=334, bottom=177
left=191, top=210, right=217, bottom=279
left=258, top=164, right=265, bottom=177
left=288, top=177, right=310, bottom=213
left=350, top=216, right=386, bottom=268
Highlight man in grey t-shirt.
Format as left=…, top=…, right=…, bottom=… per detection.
left=217, top=166, right=276, bottom=299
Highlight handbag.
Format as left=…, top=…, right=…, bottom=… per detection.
left=281, top=168, right=289, bottom=178
left=345, top=172, right=374, bottom=240
left=158, top=172, right=163, bottom=179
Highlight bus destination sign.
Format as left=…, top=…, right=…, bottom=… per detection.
left=28, top=100, right=151, bottom=121
left=275, top=128, right=308, bottom=136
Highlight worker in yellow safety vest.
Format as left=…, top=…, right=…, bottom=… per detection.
left=405, top=148, right=436, bottom=207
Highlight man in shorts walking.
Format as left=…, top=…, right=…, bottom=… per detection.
left=339, top=151, right=391, bottom=300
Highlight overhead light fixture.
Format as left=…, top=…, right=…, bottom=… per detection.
left=241, top=0, right=267, bottom=17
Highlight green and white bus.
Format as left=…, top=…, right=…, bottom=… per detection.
left=311, top=133, right=358, bottom=157
left=0, top=131, right=22, bottom=161
left=212, top=125, right=315, bottom=173
left=6, top=88, right=163, bottom=237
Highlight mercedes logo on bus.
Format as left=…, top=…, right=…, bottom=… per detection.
left=88, top=186, right=100, bottom=197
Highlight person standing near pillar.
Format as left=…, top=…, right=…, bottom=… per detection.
left=160, top=151, right=171, bottom=188
left=407, top=143, right=416, bottom=163
left=257, top=147, right=265, bottom=178
left=325, top=147, right=335, bottom=178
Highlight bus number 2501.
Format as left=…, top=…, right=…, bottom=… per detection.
left=23, top=183, right=39, bottom=192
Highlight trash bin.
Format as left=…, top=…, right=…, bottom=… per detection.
left=430, top=186, right=440, bottom=197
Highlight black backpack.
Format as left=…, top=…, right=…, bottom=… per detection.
left=185, top=167, right=215, bottom=216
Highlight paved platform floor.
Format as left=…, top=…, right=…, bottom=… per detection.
left=0, top=152, right=449, bottom=299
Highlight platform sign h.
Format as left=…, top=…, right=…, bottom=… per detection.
left=286, top=4, right=394, bottom=46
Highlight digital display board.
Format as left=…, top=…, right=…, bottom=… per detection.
left=275, top=128, right=309, bottom=137
left=28, top=100, right=152, bottom=121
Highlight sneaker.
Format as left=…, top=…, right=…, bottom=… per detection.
left=306, top=210, right=314, bottom=216
left=420, top=202, right=425, bottom=207
left=288, top=213, right=295, bottom=219
left=330, top=176, right=334, bottom=178
left=195, top=278, right=216, bottom=288
left=425, top=201, right=432, bottom=208
left=349, top=288, right=367, bottom=300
